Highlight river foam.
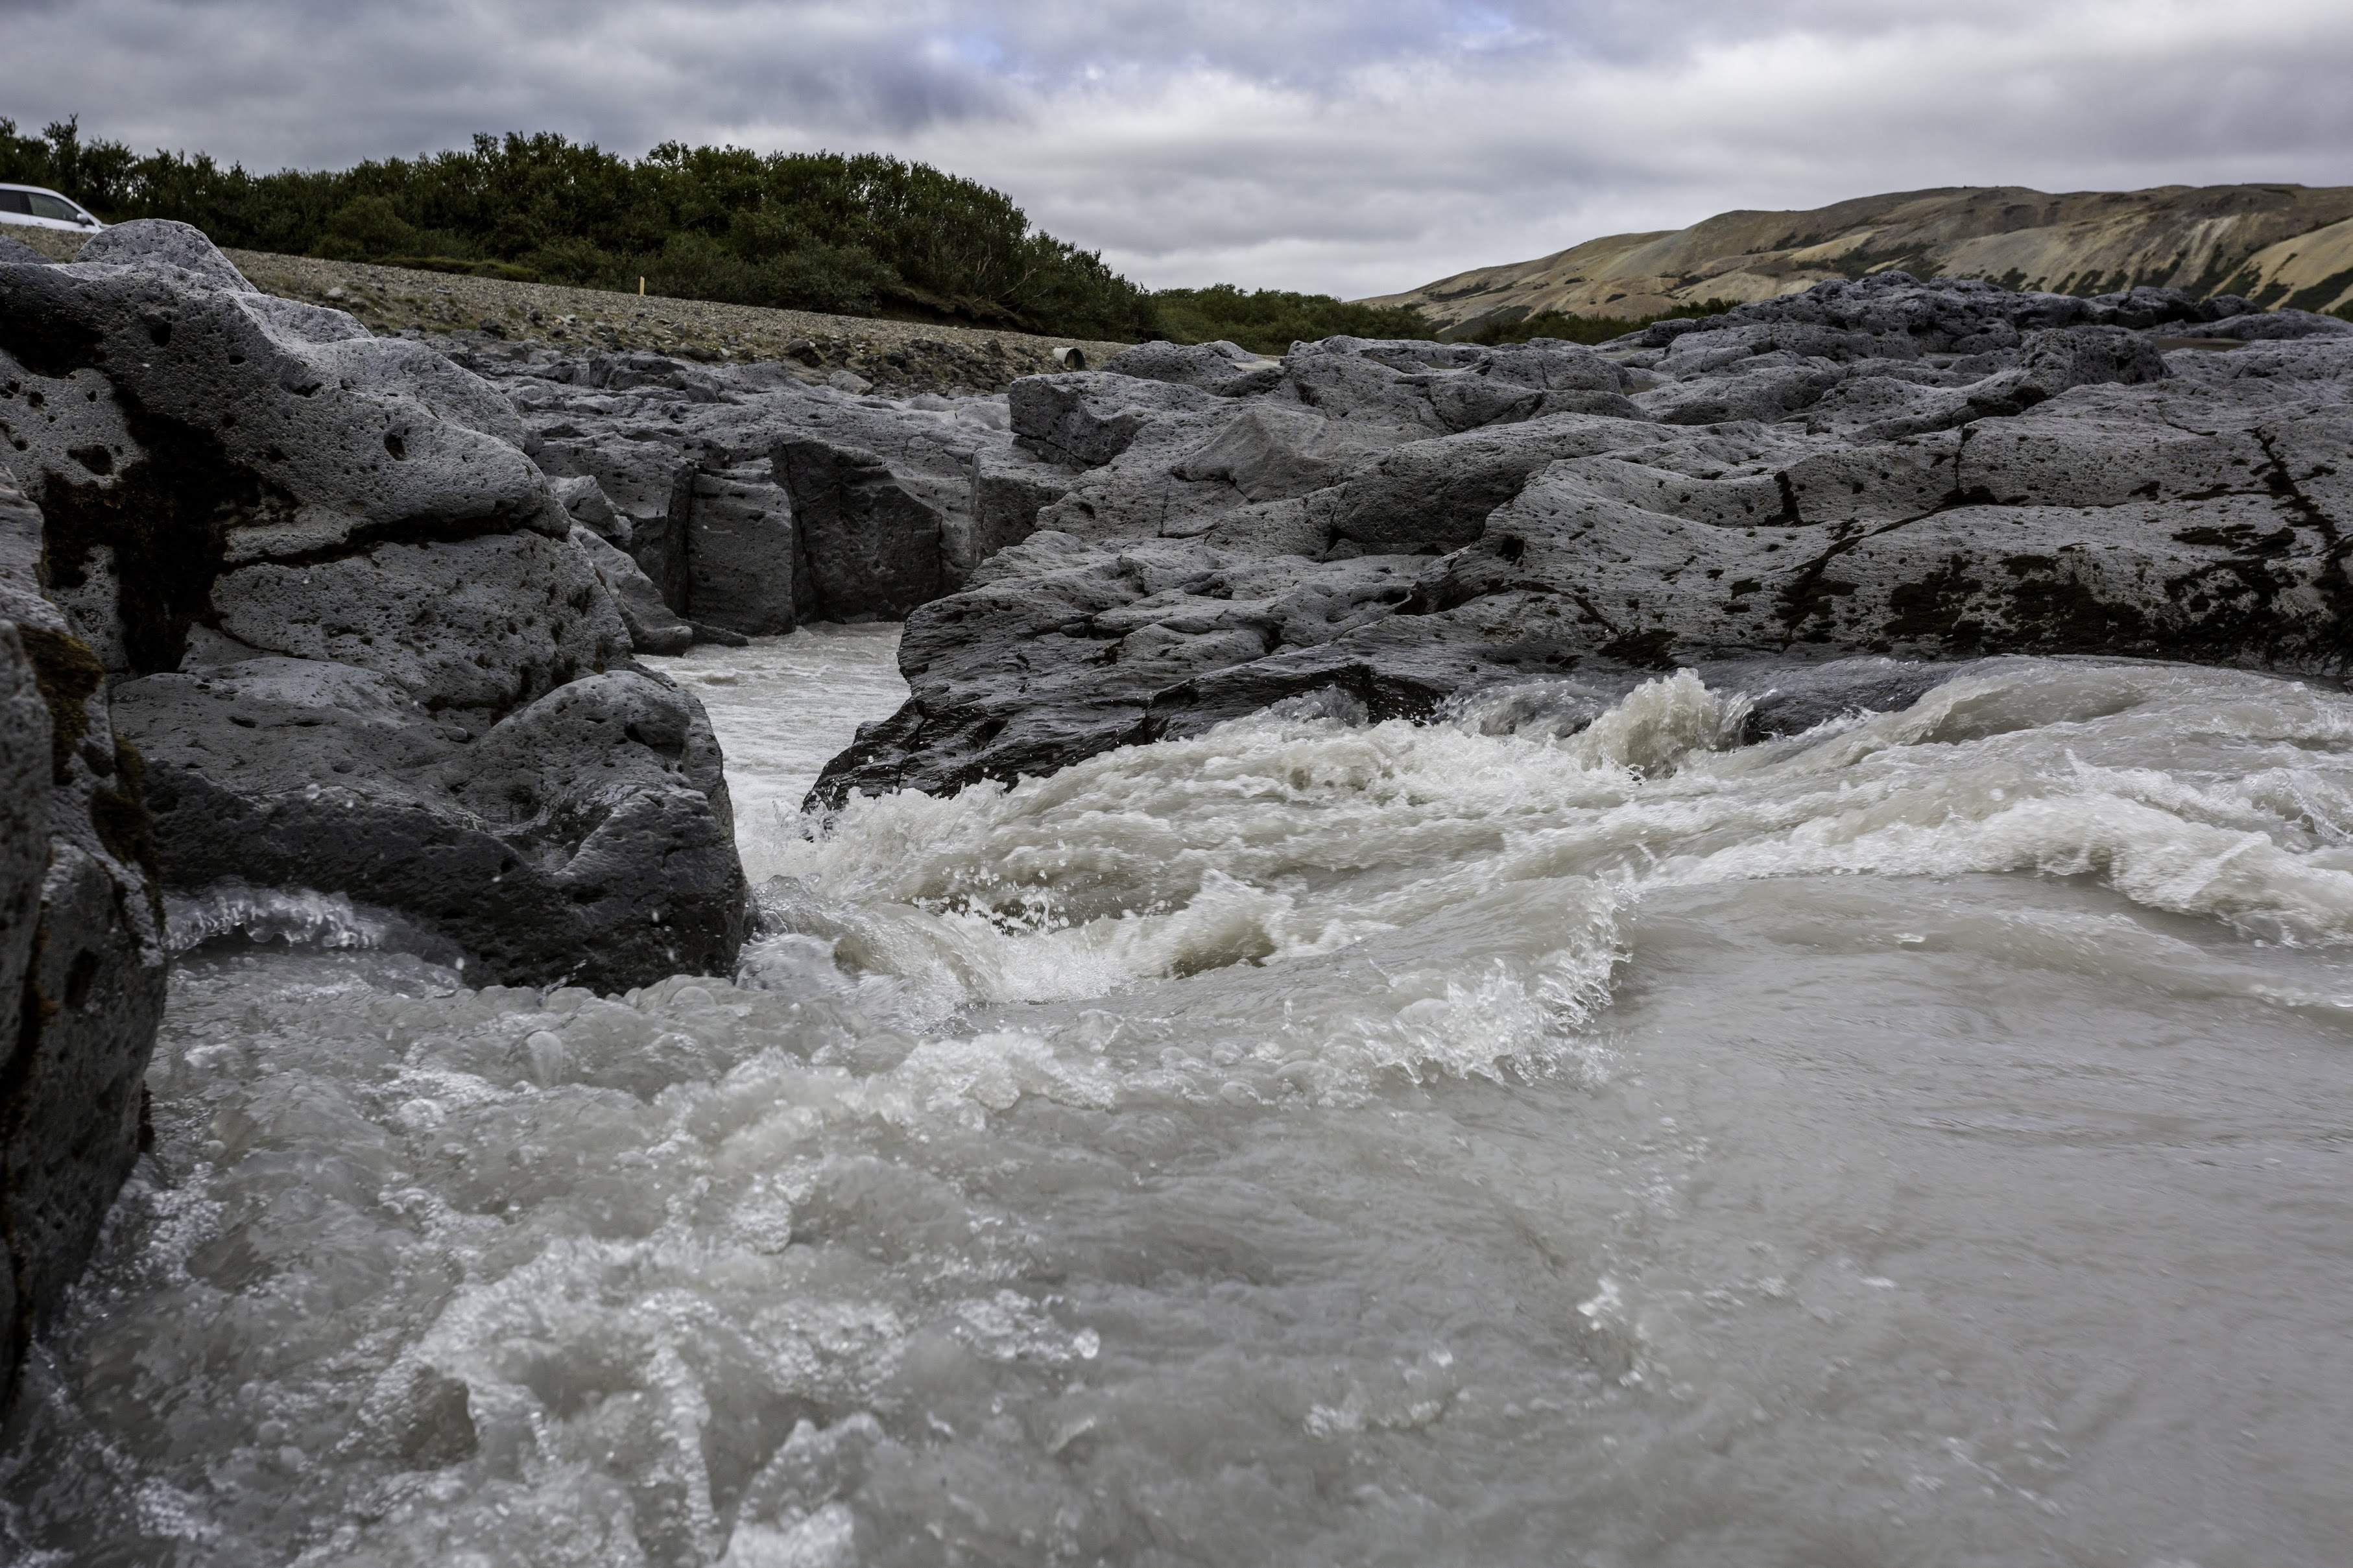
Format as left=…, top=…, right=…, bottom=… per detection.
left=7, top=649, right=2353, bottom=1566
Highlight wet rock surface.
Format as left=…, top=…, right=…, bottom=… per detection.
left=0, top=222, right=747, bottom=994
left=777, top=274, right=2353, bottom=803
left=0, top=464, right=166, bottom=1414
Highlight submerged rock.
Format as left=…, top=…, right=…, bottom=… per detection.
left=0, top=221, right=747, bottom=991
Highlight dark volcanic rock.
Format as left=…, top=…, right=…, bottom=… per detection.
left=795, top=276, right=2353, bottom=807
left=0, top=463, right=166, bottom=1415
left=476, top=344, right=1030, bottom=615
left=772, top=440, right=943, bottom=619
left=685, top=466, right=798, bottom=634
left=115, top=658, right=744, bottom=988
left=0, top=221, right=746, bottom=990
left=387, top=269, right=2353, bottom=814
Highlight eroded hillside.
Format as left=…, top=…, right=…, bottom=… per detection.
left=1371, top=184, right=2353, bottom=331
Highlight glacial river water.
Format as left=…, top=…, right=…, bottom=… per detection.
left=6, top=634, right=2353, bottom=1567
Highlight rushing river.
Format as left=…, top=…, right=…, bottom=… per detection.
left=6, top=636, right=2353, bottom=1567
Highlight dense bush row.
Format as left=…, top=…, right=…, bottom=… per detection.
left=1, top=117, right=1156, bottom=340
left=1150, top=285, right=1434, bottom=355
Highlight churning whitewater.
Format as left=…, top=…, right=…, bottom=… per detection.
left=6, top=635, right=2353, bottom=1567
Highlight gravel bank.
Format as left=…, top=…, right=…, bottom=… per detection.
left=5, top=227, right=1132, bottom=394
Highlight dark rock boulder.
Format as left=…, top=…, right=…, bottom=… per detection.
left=772, top=440, right=943, bottom=619
left=0, top=223, right=745, bottom=990
left=1309, top=413, right=1667, bottom=553
left=207, top=532, right=625, bottom=717
left=1100, top=339, right=1285, bottom=397
left=116, top=658, right=746, bottom=988
left=0, top=463, right=166, bottom=1416
left=1011, top=372, right=1223, bottom=467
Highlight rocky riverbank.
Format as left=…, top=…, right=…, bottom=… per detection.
left=804, top=277, right=2353, bottom=803
left=5, top=215, right=2352, bottom=1423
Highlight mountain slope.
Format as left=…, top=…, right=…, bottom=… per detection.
left=1368, top=184, right=2353, bottom=331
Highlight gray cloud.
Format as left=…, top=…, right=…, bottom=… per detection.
left=5, top=0, right=2349, bottom=295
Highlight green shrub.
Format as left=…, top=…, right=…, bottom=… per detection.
left=1150, top=285, right=1431, bottom=355
left=315, top=195, right=422, bottom=261
left=0, top=115, right=1157, bottom=340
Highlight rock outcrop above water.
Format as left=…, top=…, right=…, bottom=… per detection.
left=0, top=221, right=747, bottom=991
left=291, top=267, right=2353, bottom=813
left=455, top=340, right=1043, bottom=626
left=767, top=275, right=2353, bottom=803
left=0, top=463, right=166, bottom=1416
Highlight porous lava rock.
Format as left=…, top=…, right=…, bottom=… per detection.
left=390, top=269, right=2353, bottom=809
left=0, top=462, right=166, bottom=1416
left=0, top=220, right=747, bottom=990
left=793, top=274, right=2353, bottom=804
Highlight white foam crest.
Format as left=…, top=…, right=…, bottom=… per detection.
left=163, top=881, right=427, bottom=958
left=751, top=674, right=1743, bottom=1029
left=1551, top=668, right=1751, bottom=775
left=745, top=663, right=2353, bottom=1066
left=1660, top=790, right=2353, bottom=939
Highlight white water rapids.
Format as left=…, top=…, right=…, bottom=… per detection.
left=6, top=635, right=2353, bottom=1566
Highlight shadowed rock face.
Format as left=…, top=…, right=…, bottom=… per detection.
left=0, top=464, right=166, bottom=1417
left=0, top=221, right=747, bottom=992
left=786, top=275, right=2353, bottom=805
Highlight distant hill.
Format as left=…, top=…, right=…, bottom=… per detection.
left=1367, top=184, right=2353, bottom=333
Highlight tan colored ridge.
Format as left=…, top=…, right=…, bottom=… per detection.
left=1365, top=184, right=2353, bottom=330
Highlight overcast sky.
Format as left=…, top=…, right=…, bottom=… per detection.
left=5, top=0, right=2350, bottom=296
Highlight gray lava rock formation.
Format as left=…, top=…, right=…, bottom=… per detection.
left=466, top=342, right=1037, bottom=630
left=754, top=274, right=2352, bottom=803
left=0, top=464, right=165, bottom=1415
left=457, top=274, right=2353, bottom=809
left=0, top=222, right=748, bottom=992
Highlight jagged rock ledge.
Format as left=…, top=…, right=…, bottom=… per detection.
left=0, top=463, right=165, bottom=1417
left=1, top=222, right=754, bottom=995
left=795, top=276, right=2353, bottom=802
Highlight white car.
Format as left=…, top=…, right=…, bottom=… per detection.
left=0, top=183, right=105, bottom=233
